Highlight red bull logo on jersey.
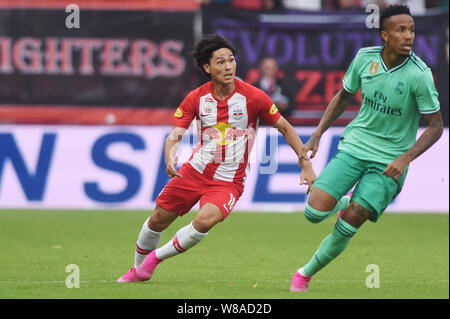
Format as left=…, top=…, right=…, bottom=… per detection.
left=202, top=122, right=255, bottom=146
left=203, top=122, right=234, bottom=146
left=232, top=108, right=244, bottom=119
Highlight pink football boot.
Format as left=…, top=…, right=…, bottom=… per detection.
left=117, top=267, right=143, bottom=283
left=290, top=271, right=311, bottom=292
left=136, top=250, right=163, bottom=281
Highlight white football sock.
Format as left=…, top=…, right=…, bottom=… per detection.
left=134, top=217, right=162, bottom=268
left=298, top=267, right=309, bottom=277
left=155, top=222, right=208, bottom=260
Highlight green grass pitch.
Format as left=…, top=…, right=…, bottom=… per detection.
left=0, top=210, right=448, bottom=299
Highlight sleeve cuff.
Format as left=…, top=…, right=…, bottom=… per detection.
left=171, top=118, right=191, bottom=129
left=342, top=81, right=357, bottom=94
left=420, top=107, right=440, bottom=115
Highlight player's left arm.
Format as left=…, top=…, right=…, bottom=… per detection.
left=383, top=111, right=443, bottom=180
left=273, top=116, right=317, bottom=193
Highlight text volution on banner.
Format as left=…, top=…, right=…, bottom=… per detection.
left=0, top=125, right=448, bottom=212
left=202, top=5, right=449, bottom=126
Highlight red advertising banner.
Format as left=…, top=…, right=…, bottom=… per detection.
left=0, top=6, right=198, bottom=124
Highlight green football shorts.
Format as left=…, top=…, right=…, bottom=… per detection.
left=312, top=151, right=408, bottom=222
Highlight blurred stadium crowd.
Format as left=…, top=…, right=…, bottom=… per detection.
left=0, top=0, right=448, bottom=126
left=200, top=0, right=448, bottom=13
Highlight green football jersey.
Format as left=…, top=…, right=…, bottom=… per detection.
left=339, top=46, right=440, bottom=164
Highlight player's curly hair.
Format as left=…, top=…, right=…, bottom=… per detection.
left=191, top=34, right=237, bottom=76
left=379, top=5, right=412, bottom=34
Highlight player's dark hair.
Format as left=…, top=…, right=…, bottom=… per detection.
left=191, top=34, right=237, bottom=76
left=379, top=5, right=412, bottom=34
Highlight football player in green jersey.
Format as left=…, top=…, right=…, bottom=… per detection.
left=290, top=5, right=443, bottom=292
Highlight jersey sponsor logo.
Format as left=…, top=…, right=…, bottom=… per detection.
left=202, top=122, right=253, bottom=146
left=269, top=104, right=278, bottom=115
left=369, top=61, right=379, bottom=74
left=203, top=122, right=233, bottom=146
left=363, top=96, right=402, bottom=116
left=174, top=108, right=183, bottom=118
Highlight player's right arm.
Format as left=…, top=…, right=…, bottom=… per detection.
left=303, top=89, right=354, bottom=159
left=164, top=126, right=187, bottom=178
left=165, top=89, right=197, bottom=178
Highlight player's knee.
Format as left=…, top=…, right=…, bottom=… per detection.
left=193, top=214, right=221, bottom=233
left=193, top=204, right=223, bottom=233
left=191, top=220, right=207, bottom=233
left=342, top=202, right=371, bottom=228
left=148, top=210, right=174, bottom=232
left=307, top=188, right=337, bottom=212
left=304, top=203, right=328, bottom=224
left=192, top=217, right=217, bottom=233
left=148, top=216, right=166, bottom=232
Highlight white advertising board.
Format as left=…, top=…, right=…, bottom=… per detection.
left=0, top=125, right=448, bottom=213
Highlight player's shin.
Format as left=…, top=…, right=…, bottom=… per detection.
left=302, top=218, right=358, bottom=276
left=134, top=217, right=162, bottom=268
left=155, top=222, right=208, bottom=260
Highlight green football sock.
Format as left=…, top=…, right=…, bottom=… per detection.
left=304, top=195, right=350, bottom=224
left=303, top=218, right=357, bottom=276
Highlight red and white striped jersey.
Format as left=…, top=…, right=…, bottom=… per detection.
left=172, top=78, right=281, bottom=186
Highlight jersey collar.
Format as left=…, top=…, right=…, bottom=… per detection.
left=379, top=50, right=411, bottom=73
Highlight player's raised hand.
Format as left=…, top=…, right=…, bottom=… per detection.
left=166, top=156, right=183, bottom=178
left=301, top=133, right=321, bottom=159
left=383, top=156, right=409, bottom=180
